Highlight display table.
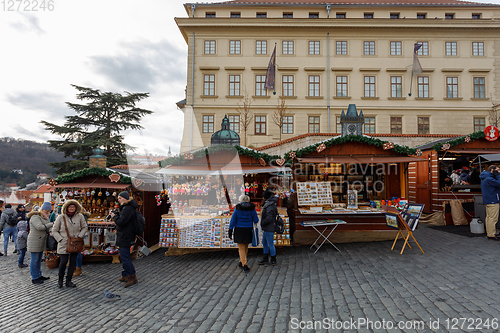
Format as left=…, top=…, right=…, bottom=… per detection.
left=300, top=220, right=347, bottom=253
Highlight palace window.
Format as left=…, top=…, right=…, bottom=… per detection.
left=308, top=116, right=320, bottom=133
left=416, top=41, right=429, bottom=56
left=309, top=41, right=320, bottom=55
left=204, top=40, right=216, bottom=54
left=364, top=117, right=375, bottom=134
left=308, top=75, right=320, bottom=97
left=203, top=74, right=215, bottom=96
left=445, top=42, right=457, bottom=56
left=474, top=117, right=485, bottom=132
left=473, top=77, right=485, bottom=98
left=336, top=41, right=347, bottom=55
left=390, top=41, right=402, bottom=56
left=364, top=41, right=375, bottom=55
left=282, top=40, right=294, bottom=54
left=283, top=116, right=293, bottom=134
left=418, top=117, right=430, bottom=134
left=202, top=115, right=214, bottom=133
left=472, top=42, right=484, bottom=56
left=446, top=77, right=459, bottom=98
left=255, top=116, right=266, bottom=135
left=390, top=76, right=402, bottom=97
left=336, top=76, right=348, bottom=97
left=255, top=75, right=266, bottom=96
left=229, top=75, right=240, bottom=96
left=364, top=76, right=376, bottom=97
left=417, top=76, right=429, bottom=98
left=390, top=117, right=402, bottom=134
left=229, top=40, right=241, bottom=54
left=228, top=115, right=240, bottom=133
left=282, top=75, right=294, bottom=96
left=256, top=40, right=267, bottom=54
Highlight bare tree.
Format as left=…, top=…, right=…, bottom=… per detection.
left=236, top=88, right=253, bottom=146
left=489, top=95, right=500, bottom=128
left=272, top=97, right=290, bottom=141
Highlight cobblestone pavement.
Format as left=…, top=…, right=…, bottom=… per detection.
left=2, top=224, right=500, bottom=333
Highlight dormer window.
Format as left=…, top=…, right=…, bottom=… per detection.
left=309, top=13, right=319, bottom=18
left=206, top=12, right=216, bottom=18
left=231, top=12, right=241, bottom=18
left=283, top=12, right=293, bottom=18
left=390, top=13, right=400, bottom=19
left=364, top=13, right=373, bottom=19
left=336, top=13, right=346, bottom=19
left=256, top=12, right=267, bottom=18
left=472, top=13, right=481, bottom=19
left=417, top=13, right=426, bottom=19
left=445, top=13, right=454, bottom=19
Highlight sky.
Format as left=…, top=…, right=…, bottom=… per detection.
left=0, top=0, right=189, bottom=158
left=1, top=0, right=499, bottom=159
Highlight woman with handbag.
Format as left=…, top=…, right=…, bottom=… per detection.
left=52, top=200, right=88, bottom=288
left=27, top=202, right=54, bottom=284
left=228, top=195, right=259, bottom=272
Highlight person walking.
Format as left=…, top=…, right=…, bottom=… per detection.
left=0, top=200, right=3, bottom=256
left=109, top=191, right=139, bottom=287
left=258, top=189, right=278, bottom=266
left=27, top=202, right=54, bottom=284
left=228, top=195, right=259, bottom=272
left=480, top=165, right=500, bottom=240
left=73, top=210, right=91, bottom=277
left=17, top=220, right=29, bottom=268
left=15, top=204, right=27, bottom=254
left=0, top=204, right=19, bottom=255
left=51, top=200, right=88, bottom=288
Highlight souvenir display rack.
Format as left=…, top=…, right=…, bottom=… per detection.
left=158, top=216, right=291, bottom=248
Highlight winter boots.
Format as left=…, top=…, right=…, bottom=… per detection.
left=58, top=276, right=64, bottom=288
left=73, top=267, right=82, bottom=277
left=119, top=275, right=128, bottom=282
left=266, top=256, right=277, bottom=266
left=124, top=275, right=137, bottom=287
left=257, top=254, right=269, bottom=265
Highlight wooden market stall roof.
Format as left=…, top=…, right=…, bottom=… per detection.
left=54, top=167, right=132, bottom=188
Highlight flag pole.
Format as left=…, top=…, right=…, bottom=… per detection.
left=408, top=74, right=414, bottom=97
left=409, top=43, right=423, bottom=97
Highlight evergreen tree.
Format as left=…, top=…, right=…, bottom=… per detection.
left=41, top=85, right=153, bottom=174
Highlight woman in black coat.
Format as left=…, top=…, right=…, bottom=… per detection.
left=110, top=191, right=138, bottom=288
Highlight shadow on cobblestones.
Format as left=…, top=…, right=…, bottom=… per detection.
left=2, top=224, right=500, bottom=332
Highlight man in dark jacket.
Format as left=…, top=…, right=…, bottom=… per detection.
left=258, top=190, right=278, bottom=266
left=110, top=191, right=139, bottom=287
left=0, top=204, right=19, bottom=255
left=480, top=165, right=500, bottom=240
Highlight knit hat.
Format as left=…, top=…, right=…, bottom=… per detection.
left=41, top=202, right=52, bottom=211
left=5, top=204, right=11, bottom=208
left=118, top=191, right=130, bottom=200
left=263, top=190, right=274, bottom=200
left=17, top=204, right=24, bottom=209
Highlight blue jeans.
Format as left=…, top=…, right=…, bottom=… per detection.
left=76, top=252, right=82, bottom=268
left=3, top=226, right=18, bottom=253
left=119, top=246, right=135, bottom=276
left=262, top=231, right=276, bottom=257
left=18, top=248, right=27, bottom=266
left=30, top=252, right=43, bottom=280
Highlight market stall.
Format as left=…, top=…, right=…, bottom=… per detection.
left=283, top=135, right=426, bottom=245
left=408, top=129, right=500, bottom=224
left=52, top=167, right=168, bottom=262
left=156, top=144, right=293, bottom=249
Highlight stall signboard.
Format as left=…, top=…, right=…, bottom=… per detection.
left=296, top=182, right=333, bottom=206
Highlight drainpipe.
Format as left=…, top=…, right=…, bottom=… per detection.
left=191, top=32, right=195, bottom=151
left=327, top=32, right=330, bottom=133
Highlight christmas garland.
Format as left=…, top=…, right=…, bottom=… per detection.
left=56, top=167, right=132, bottom=184
left=285, top=135, right=417, bottom=160
left=432, top=131, right=485, bottom=152
left=159, top=144, right=281, bottom=167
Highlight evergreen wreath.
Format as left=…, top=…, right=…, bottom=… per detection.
left=284, top=135, right=417, bottom=161
left=432, top=131, right=485, bottom=152
left=56, top=167, right=132, bottom=184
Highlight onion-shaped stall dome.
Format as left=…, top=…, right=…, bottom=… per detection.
left=211, top=115, right=240, bottom=146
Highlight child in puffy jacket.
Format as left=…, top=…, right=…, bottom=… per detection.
left=17, top=220, right=28, bottom=268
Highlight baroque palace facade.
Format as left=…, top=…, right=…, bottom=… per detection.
left=175, top=0, right=500, bottom=153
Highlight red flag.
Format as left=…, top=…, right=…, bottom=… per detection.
left=265, top=45, right=276, bottom=90
left=412, top=43, right=423, bottom=76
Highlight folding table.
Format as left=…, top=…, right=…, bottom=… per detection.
left=300, top=220, right=347, bottom=253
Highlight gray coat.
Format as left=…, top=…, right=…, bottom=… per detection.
left=0, top=207, right=17, bottom=231
left=17, top=220, right=29, bottom=250
left=27, top=211, right=53, bottom=253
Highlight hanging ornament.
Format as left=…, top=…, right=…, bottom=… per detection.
left=133, top=178, right=144, bottom=188
left=105, top=191, right=110, bottom=196
left=109, top=173, right=121, bottom=183
left=383, top=142, right=394, bottom=150
left=316, top=143, right=326, bottom=153
left=276, top=158, right=285, bottom=167
left=61, top=190, right=68, bottom=198
left=289, top=151, right=296, bottom=159
left=184, top=153, right=194, bottom=160
left=464, top=136, right=471, bottom=143
left=442, top=143, right=450, bottom=151
left=48, top=178, right=58, bottom=186
left=259, top=158, right=266, bottom=166
left=98, top=191, right=102, bottom=197
left=415, top=149, right=422, bottom=157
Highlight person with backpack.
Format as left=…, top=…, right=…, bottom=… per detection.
left=110, top=191, right=139, bottom=287
left=258, top=189, right=278, bottom=266
left=52, top=200, right=88, bottom=288
left=228, top=195, right=259, bottom=272
left=17, top=220, right=29, bottom=268
left=0, top=204, right=19, bottom=255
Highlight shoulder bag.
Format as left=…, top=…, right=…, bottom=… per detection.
left=63, top=216, right=84, bottom=253
left=44, top=225, right=58, bottom=251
